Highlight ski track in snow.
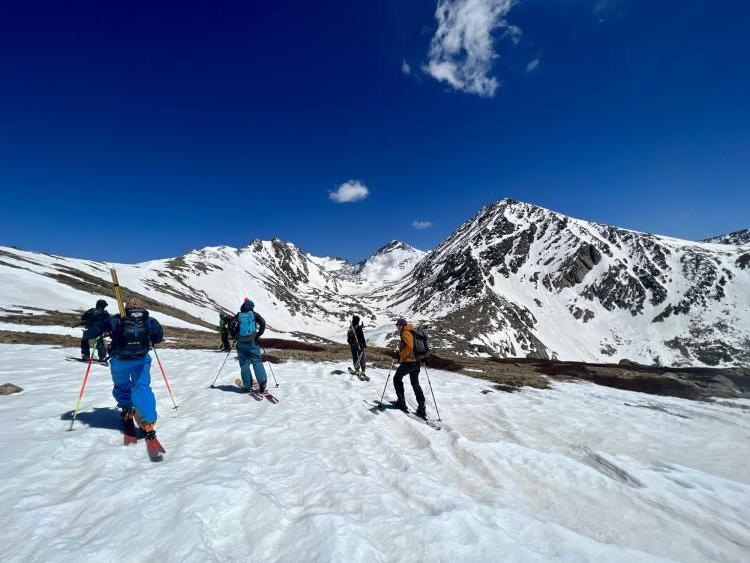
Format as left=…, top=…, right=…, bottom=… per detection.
left=0, top=344, right=749, bottom=562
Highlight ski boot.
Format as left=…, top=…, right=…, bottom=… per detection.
left=394, top=398, right=409, bottom=412
left=258, top=383, right=267, bottom=393
left=415, top=405, right=427, bottom=420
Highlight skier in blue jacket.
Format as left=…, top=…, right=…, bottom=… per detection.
left=108, top=298, right=164, bottom=439
left=230, top=298, right=267, bottom=392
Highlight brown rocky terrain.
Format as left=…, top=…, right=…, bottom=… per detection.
left=2, top=323, right=747, bottom=401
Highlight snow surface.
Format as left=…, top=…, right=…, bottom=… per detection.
left=1, top=344, right=748, bottom=562
left=0, top=322, right=83, bottom=337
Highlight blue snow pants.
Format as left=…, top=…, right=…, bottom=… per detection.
left=236, top=340, right=267, bottom=389
left=110, top=354, right=157, bottom=423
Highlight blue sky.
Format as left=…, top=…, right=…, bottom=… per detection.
left=0, top=0, right=748, bottom=262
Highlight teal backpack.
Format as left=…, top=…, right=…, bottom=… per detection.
left=237, top=311, right=257, bottom=342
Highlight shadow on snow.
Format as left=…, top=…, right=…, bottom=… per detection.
left=60, top=407, right=122, bottom=431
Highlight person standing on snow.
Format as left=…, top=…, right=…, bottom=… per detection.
left=108, top=298, right=164, bottom=442
left=393, top=318, right=427, bottom=419
left=218, top=312, right=231, bottom=352
left=79, top=299, right=110, bottom=361
left=347, top=315, right=367, bottom=376
left=230, top=298, right=268, bottom=392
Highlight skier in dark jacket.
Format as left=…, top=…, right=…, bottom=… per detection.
left=230, top=298, right=267, bottom=392
left=218, top=312, right=231, bottom=351
left=79, top=299, right=110, bottom=361
left=347, top=315, right=367, bottom=376
left=393, top=318, right=426, bottom=419
left=108, top=298, right=164, bottom=442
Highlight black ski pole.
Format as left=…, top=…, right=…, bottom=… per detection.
left=422, top=363, right=442, bottom=422
left=378, top=354, right=396, bottom=406
left=262, top=346, right=279, bottom=387
left=210, top=341, right=234, bottom=388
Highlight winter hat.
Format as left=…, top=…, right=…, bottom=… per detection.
left=125, top=298, right=143, bottom=309
left=96, top=299, right=108, bottom=309
left=241, top=299, right=255, bottom=312
left=396, top=318, right=407, bottom=327
left=352, top=315, right=360, bottom=325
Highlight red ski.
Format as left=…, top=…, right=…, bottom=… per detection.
left=123, top=415, right=138, bottom=446
left=235, top=379, right=264, bottom=401
left=145, top=434, right=166, bottom=462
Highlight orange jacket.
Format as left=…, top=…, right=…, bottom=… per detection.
left=399, top=324, right=416, bottom=362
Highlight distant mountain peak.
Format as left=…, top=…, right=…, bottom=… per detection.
left=702, top=229, right=750, bottom=246
left=371, top=240, right=420, bottom=256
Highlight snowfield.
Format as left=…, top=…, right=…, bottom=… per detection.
left=0, top=344, right=748, bottom=562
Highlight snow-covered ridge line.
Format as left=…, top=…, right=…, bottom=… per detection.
left=1, top=198, right=748, bottom=366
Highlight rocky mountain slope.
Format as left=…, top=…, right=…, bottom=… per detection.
left=1, top=199, right=747, bottom=367
left=703, top=228, right=750, bottom=246
left=388, top=199, right=749, bottom=366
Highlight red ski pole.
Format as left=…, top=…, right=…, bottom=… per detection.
left=152, top=346, right=178, bottom=410
left=68, top=346, right=97, bottom=431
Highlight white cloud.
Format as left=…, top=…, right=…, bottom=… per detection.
left=412, top=220, right=433, bottom=230
left=526, top=58, right=539, bottom=72
left=329, top=180, right=370, bottom=204
left=424, top=0, right=520, bottom=98
left=402, top=59, right=412, bottom=75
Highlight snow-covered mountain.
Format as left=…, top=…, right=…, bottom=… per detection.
left=0, top=238, right=425, bottom=342
left=1, top=199, right=748, bottom=366
left=390, top=199, right=749, bottom=366
left=703, top=228, right=750, bottom=246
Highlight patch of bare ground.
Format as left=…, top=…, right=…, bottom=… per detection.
left=2, top=321, right=747, bottom=400
left=43, top=265, right=216, bottom=330
left=0, top=330, right=80, bottom=347
left=491, top=358, right=750, bottom=400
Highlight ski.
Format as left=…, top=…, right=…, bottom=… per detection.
left=235, top=379, right=264, bottom=401
left=145, top=435, right=166, bottom=462
left=66, top=356, right=109, bottom=366
left=254, top=389, right=279, bottom=404
left=123, top=413, right=138, bottom=446
left=370, top=400, right=441, bottom=430
left=347, top=367, right=370, bottom=381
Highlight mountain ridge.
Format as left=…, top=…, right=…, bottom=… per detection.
left=1, top=199, right=748, bottom=367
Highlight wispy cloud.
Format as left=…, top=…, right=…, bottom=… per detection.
left=412, top=220, right=433, bottom=230
left=401, top=59, right=412, bottom=75
left=329, top=180, right=370, bottom=203
left=526, top=58, right=540, bottom=73
left=424, top=0, right=520, bottom=98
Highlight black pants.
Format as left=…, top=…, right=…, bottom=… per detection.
left=393, top=361, right=425, bottom=407
left=221, top=332, right=231, bottom=351
left=350, top=346, right=366, bottom=372
left=81, top=336, right=106, bottom=360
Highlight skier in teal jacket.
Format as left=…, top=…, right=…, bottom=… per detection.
left=230, top=299, right=267, bottom=392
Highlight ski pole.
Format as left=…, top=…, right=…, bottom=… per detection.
left=68, top=339, right=98, bottom=431
left=152, top=346, right=179, bottom=410
left=211, top=342, right=234, bottom=388
left=422, top=363, right=442, bottom=422
left=378, top=354, right=396, bottom=406
left=354, top=347, right=365, bottom=373
left=261, top=345, right=279, bottom=387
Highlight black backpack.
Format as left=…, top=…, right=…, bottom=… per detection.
left=411, top=327, right=430, bottom=360
left=112, top=308, right=151, bottom=357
